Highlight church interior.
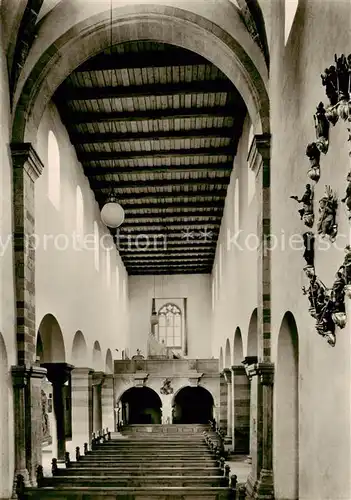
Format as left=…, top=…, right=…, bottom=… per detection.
left=0, top=0, right=350, bottom=499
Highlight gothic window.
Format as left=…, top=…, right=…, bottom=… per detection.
left=157, top=303, right=182, bottom=348
left=234, top=178, right=240, bottom=232
left=76, top=186, right=84, bottom=244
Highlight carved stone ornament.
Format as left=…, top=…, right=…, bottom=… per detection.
left=317, top=185, right=338, bottom=241
left=303, top=231, right=315, bottom=267
left=160, top=378, right=174, bottom=395
left=321, top=54, right=351, bottom=125
left=306, top=142, right=321, bottom=182
left=290, top=184, right=314, bottom=227
left=341, top=170, right=351, bottom=220
left=314, top=102, right=330, bottom=154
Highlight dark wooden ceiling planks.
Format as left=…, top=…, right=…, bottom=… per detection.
left=54, top=41, right=246, bottom=274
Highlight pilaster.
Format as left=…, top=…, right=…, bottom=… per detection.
left=219, top=371, right=228, bottom=433
left=71, top=368, right=93, bottom=450
left=231, top=365, right=250, bottom=454
left=11, top=365, right=47, bottom=494
left=92, top=371, right=105, bottom=433
left=223, top=368, right=232, bottom=442
left=101, top=374, right=114, bottom=432
left=11, top=143, right=44, bottom=367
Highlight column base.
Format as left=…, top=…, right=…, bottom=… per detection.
left=245, top=470, right=274, bottom=500
left=11, top=468, right=30, bottom=499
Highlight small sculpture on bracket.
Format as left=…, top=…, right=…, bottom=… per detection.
left=314, top=102, right=330, bottom=154
left=303, top=231, right=315, bottom=267
left=306, top=142, right=321, bottom=182
left=341, top=171, right=351, bottom=219
left=317, top=185, right=338, bottom=241
left=290, top=184, right=314, bottom=227
left=160, top=378, right=174, bottom=395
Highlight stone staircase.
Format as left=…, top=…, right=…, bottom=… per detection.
left=20, top=425, right=237, bottom=499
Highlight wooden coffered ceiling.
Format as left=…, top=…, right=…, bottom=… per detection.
left=54, top=41, right=247, bottom=275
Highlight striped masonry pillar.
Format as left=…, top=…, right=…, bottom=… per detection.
left=232, top=365, right=250, bottom=454
left=101, top=374, right=114, bottom=433
left=71, top=368, right=93, bottom=450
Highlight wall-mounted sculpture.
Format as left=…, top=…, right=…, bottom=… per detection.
left=303, top=231, right=315, bottom=267
left=317, top=185, right=338, bottom=241
left=314, top=102, right=330, bottom=154
left=302, top=265, right=346, bottom=347
left=291, top=184, right=314, bottom=227
left=341, top=171, right=351, bottom=219
left=160, top=378, right=174, bottom=395
left=321, top=53, right=351, bottom=125
left=306, top=142, right=321, bottom=182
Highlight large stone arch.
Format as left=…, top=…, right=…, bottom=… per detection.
left=12, top=1, right=270, bottom=144
left=119, top=386, right=162, bottom=424
left=71, top=330, right=88, bottom=366
left=36, top=313, right=66, bottom=363
left=0, top=333, right=10, bottom=498
left=274, top=311, right=299, bottom=500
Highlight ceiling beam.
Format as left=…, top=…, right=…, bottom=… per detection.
left=119, top=247, right=215, bottom=255
left=116, top=201, right=225, bottom=210
left=118, top=242, right=216, bottom=249
left=79, top=146, right=233, bottom=163
left=70, top=128, right=235, bottom=145
left=58, top=80, right=234, bottom=101
left=76, top=50, right=211, bottom=71
left=90, top=177, right=230, bottom=190
left=84, top=163, right=233, bottom=176
left=115, top=228, right=219, bottom=236
left=123, top=214, right=221, bottom=222
left=96, top=190, right=227, bottom=200
left=59, top=107, right=234, bottom=124
left=120, top=223, right=220, bottom=231
left=123, top=254, right=213, bottom=261
left=128, top=269, right=211, bottom=275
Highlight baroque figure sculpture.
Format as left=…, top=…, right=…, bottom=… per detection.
left=303, top=231, right=315, bottom=267
left=321, top=53, right=351, bottom=125
left=41, top=389, right=51, bottom=443
left=316, top=185, right=338, bottom=241
left=341, top=170, right=351, bottom=219
left=314, top=102, right=330, bottom=154
left=306, top=142, right=321, bottom=182
left=291, top=184, right=314, bottom=227
left=160, top=378, right=174, bottom=395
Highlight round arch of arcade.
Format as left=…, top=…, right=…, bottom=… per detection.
left=12, top=2, right=270, bottom=144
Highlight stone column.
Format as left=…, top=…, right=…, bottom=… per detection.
left=243, top=359, right=274, bottom=500
left=219, top=372, right=227, bottom=433
left=101, top=374, right=114, bottom=433
left=223, top=368, right=232, bottom=446
left=231, top=365, right=250, bottom=454
left=42, top=363, right=74, bottom=462
left=92, top=372, right=104, bottom=433
left=12, top=365, right=47, bottom=490
left=71, top=368, right=93, bottom=450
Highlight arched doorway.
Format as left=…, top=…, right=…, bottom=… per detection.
left=120, top=387, right=162, bottom=425
left=172, top=386, right=214, bottom=424
left=274, top=312, right=299, bottom=500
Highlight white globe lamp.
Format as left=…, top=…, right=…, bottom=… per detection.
left=100, top=195, right=125, bottom=228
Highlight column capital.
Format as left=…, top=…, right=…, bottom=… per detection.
left=11, top=143, right=44, bottom=181
left=71, top=367, right=94, bottom=377
left=231, top=364, right=246, bottom=375
left=41, top=363, right=74, bottom=385
left=92, top=371, right=106, bottom=386
left=254, top=134, right=271, bottom=161
left=222, top=368, right=232, bottom=384
left=257, top=362, right=274, bottom=386
left=12, top=365, right=47, bottom=386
